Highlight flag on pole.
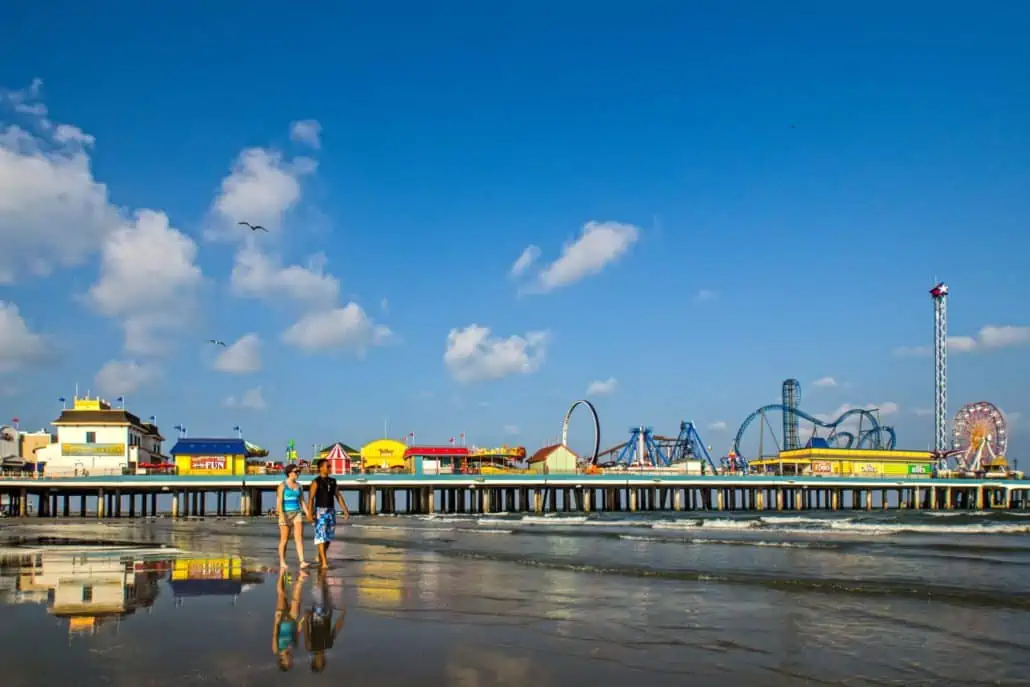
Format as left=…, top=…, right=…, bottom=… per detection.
left=449, top=437, right=455, bottom=445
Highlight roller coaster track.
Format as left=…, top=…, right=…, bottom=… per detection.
left=733, top=405, right=897, bottom=460
left=562, top=399, right=600, bottom=464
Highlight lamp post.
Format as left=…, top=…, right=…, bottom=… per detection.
left=233, top=425, right=242, bottom=439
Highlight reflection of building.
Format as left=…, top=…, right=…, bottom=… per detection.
left=169, top=556, right=264, bottom=601
left=171, top=438, right=268, bottom=476
left=0, top=547, right=165, bottom=635
left=35, top=395, right=166, bottom=475
left=354, top=558, right=406, bottom=609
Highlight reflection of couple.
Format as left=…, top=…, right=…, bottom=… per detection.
left=273, top=568, right=345, bottom=672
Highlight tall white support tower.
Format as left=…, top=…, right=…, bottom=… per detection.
left=930, top=282, right=949, bottom=451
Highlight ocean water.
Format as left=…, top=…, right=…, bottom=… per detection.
left=1, top=510, right=1029, bottom=685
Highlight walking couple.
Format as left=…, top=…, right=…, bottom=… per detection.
left=277, top=458, right=350, bottom=569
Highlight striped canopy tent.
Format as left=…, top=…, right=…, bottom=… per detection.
left=323, top=442, right=355, bottom=475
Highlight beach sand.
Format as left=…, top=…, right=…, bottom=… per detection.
left=1, top=512, right=1028, bottom=685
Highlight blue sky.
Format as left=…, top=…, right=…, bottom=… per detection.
left=1, top=2, right=1028, bottom=461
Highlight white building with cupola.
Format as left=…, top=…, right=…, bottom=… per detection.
left=34, top=396, right=168, bottom=476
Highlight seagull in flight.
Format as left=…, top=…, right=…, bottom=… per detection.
left=238, top=221, right=268, bottom=232
left=207, top=339, right=227, bottom=347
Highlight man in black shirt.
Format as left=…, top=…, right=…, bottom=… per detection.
left=308, top=458, right=350, bottom=568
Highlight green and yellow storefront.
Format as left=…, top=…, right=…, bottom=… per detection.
left=751, top=447, right=934, bottom=478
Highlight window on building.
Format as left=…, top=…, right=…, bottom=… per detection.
left=82, top=585, right=93, bottom=602
left=85, top=432, right=96, bottom=444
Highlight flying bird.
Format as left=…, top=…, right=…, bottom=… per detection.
left=207, top=339, right=227, bottom=347
left=238, top=221, right=268, bottom=232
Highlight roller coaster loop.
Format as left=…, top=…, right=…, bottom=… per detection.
left=562, top=399, right=600, bottom=465
left=732, top=404, right=897, bottom=460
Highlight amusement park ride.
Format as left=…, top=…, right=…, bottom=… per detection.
left=568, top=281, right=1018, bottom=479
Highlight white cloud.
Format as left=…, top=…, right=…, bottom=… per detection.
left=444, top=324, right=549, bottom=383
left=0, top=301, right=46, bottom=372
left=503, top=424, right=519, bottom=435
left=94, top=360, right=160, bottom=397
left=812, top=376, right=837, bottom=388
left=212, top=333, right=261, bottom=374
left=380, top=297, right=389, bottom=313
left=522, top=220, right=639, bottom=293
left=208, top=146, right=316, bottom=239
left=510, top=245, right=540, bottom=277
left=912, top=408, right=933, bottom=417
left=979, top=325, right=1030, bottom=349
left=230, top=242, right=339, bottom=309
left=0, top=79, right=121, bottom=283
left=85, top=210, right=203, bottom=355
left=1004, top=410, right=1021, bottom=427
left=586, top=377, right=618, bottom=396
left=282, top=303, right=391, bottom=352
left=708, top=420, right=728, bottom=432
left=223, top=386, right=267, bottom=410
left=894, top=325, right=1030, bottom=357
left=289, top=119, right=322, bottom=149
left=695, top=288, right=716, bottom=303
left=948, top=336, right=978, bottom=353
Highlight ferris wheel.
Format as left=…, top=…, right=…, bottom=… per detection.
left=951, top=401, right=1008, bottom=472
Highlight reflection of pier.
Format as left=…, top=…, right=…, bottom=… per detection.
left=169, top=556, right=264, bottom=605
left=0, top=544, right=166, bottom=635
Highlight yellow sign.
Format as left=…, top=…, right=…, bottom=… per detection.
left=811, top=460, right=833, bottom=474
left=73, top=398, right=105, bottom=410
left=854, top=462, right=880, bottom=475
left=62, top=443, right=125, bottom=456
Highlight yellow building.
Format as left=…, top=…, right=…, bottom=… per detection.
left=171, top=438, right=268, bottom=476
left=752, top=447, right=934, bottom=478
left=527, top=444, right=579, bottom=474
left=360, top=438, right=408, bottom=472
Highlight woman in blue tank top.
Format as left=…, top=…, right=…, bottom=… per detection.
left=277, top=464, right=311, bottom=569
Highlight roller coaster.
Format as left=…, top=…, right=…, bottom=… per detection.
left=732, top=378, right=898, bottom=463
left=592, top=422, right=718, bottom=472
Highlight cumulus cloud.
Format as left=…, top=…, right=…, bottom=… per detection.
left=289, top=119, right=322, bottom=149
left=586, top=377, right=618, bottom=396
left=94, top=360, right=160, bottom=397
left=509, top=245, right=540, bottom=277
left=0, top=78, right=121, bottom=283
left=444, top=324, right=549, bottom=383
left=230, top=242, right=339, bottom=309
left=85, top=210, right=203, bottom=355
left=212, top=333, right=261, bottom=373
left=812, top=376, right=837, bottom=388
left=223, top=386, right=267, bottom=410
left=282, top=303, right=391, bottom=353
left=517, top=220, right=639, bottom=294
left=207, top=145, right=316, bottom=240
left=894, top=325, right=1030, bottom=357
left=708, top=421, right=728, bottom=431
left=0, top=301, right=46, bottom=372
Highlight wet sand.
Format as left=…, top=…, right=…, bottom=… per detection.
left=1, top=512, right=1028, bottom=686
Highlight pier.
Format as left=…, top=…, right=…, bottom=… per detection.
left=2, top=474, right=1029, bottom=518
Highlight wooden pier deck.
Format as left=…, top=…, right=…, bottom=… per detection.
left=1, top=474, right=1028, bottom=518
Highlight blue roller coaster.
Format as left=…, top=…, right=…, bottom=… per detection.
left=598, top=422, right=718, bottom=472
left=732, top=378, right=898, bottom=461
